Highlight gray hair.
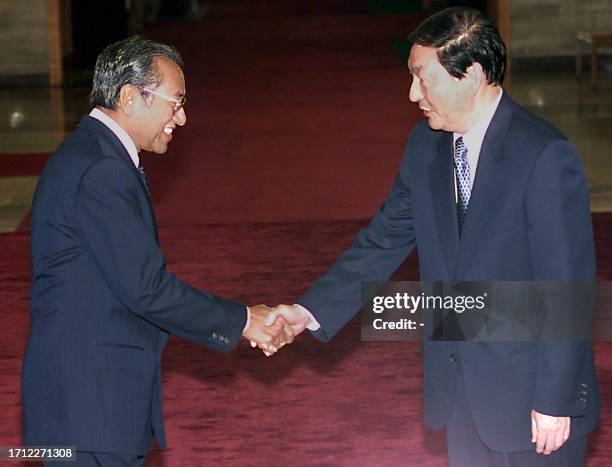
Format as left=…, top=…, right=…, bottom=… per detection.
left=89, top=36, right=184, bottom=110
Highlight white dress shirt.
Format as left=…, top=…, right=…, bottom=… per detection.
left=90, top=108, right=140, bottom=168
left=453, top=89, right=503, bottom=188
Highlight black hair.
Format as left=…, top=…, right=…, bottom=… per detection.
left=409, top=7, right=506, bottom=85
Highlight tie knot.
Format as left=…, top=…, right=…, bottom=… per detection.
left=454, top=137, right=468, bottom=162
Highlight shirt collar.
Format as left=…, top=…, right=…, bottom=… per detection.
left=89, top=108, right=140, bottom=168
left=453, top=88, right=503, bottom=152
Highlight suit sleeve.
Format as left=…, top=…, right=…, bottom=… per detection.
left=526, top=139, right=596, bottom=416
left=299, top=143, right=417, bottom=341
left=75, top=157, right=247, bottom=352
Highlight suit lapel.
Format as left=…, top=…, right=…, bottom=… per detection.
left=79, top=117, right=160, bottom=243
left=429, top=131, right=459, bottom=276
left=454, top=143, right=503, bottom=275
left=454, top=94, right=514, bottom=276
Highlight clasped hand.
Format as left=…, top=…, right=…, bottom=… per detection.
left=242, top=304, right=312, bottom=356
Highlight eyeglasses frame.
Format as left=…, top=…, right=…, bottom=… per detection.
left=138, top=86, right=186, bottom=114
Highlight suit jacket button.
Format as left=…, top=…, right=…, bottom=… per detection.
left=449, top=353, right=459, bottom=363
left=212, top=332, right=218, bottom=339
left=224, top=337, right=230, bottom=343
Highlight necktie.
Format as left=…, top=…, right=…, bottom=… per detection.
left=454, top=137, right=471, bottom=235
left=137, top=164, right=150, bottom=196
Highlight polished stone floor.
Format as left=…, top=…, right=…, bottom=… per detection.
left=0, top=67, right=610, bottom=233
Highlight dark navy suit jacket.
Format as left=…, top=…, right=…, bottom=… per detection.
left=23, top=116, right=247, bottom=454
left=299, top=93, right=600, bottom=452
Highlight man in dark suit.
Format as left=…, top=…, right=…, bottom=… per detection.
left=23, top=36, right=291, bottom=466
left=272, top=8, right=600, bottom=466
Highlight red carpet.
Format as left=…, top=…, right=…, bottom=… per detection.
left=2, top=217, right=611, bottom=466
left=1, top=1, right=610, bottom=465
left=139, top=7, right=425, bottom=225
left=0, top=154, right=50, bottom=177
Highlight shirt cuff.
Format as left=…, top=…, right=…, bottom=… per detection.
left=294, top=304, right=321, bottom=331
left=243, top=306, right=251, bottom=333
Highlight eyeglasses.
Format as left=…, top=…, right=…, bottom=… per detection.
left=139, top=87, right=186, bottom=114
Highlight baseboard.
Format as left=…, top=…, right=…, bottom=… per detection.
left=0, top=73, right=49, bottom=88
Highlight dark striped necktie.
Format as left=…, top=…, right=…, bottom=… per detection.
left=454, top=137, right=471, bottom=235
left=137, top=164, right=150, bottom=196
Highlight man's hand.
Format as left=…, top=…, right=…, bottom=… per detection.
left=269, top=304, right=314, bottom=336
left=242, top=304, right=294, bottom=356
left=531, top=409, right=570, bottom=455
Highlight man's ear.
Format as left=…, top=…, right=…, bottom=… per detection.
left=465, top=62, right=485, bottom=94
left=118, top=84, right=138, bottom=116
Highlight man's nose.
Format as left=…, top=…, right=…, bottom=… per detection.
left=409, top=79, right=422, bottom=103
left=174, top=107, right=187, bottom=126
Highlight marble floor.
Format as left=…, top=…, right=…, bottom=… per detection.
left=0, top=67, right=610, bottom=233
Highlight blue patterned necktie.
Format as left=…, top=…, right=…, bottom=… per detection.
left=454, top=137, right=471, bottom=235
left=137, top=163, right=150, bottom=196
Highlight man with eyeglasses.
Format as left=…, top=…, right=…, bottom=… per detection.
left=22, top=36, right=292, bottom=466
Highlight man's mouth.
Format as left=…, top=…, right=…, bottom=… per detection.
left=163, top=126, right=174, bottom=136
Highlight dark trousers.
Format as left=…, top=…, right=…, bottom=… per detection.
left=46, top=451, right=146, bottom=467
left=447, top=366, right=587, bottom=467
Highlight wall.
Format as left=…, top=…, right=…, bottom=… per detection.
left=0, top=0, right=49, bottom=79
left=510, top=0, right=612, bottom=59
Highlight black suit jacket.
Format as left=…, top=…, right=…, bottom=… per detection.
left=22, top=116, right=247, bottom=454
left=299, top=93, right=600, bottom=452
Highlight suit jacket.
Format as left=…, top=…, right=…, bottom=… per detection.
left=299, top=93, right=600, bottom=452
left=22, top=116, right=247, bottom=454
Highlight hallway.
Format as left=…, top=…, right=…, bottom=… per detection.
left=1, top=3, right=611, bottom=465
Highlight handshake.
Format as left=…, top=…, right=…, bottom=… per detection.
left=242, top=304, right=315, bottom=356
